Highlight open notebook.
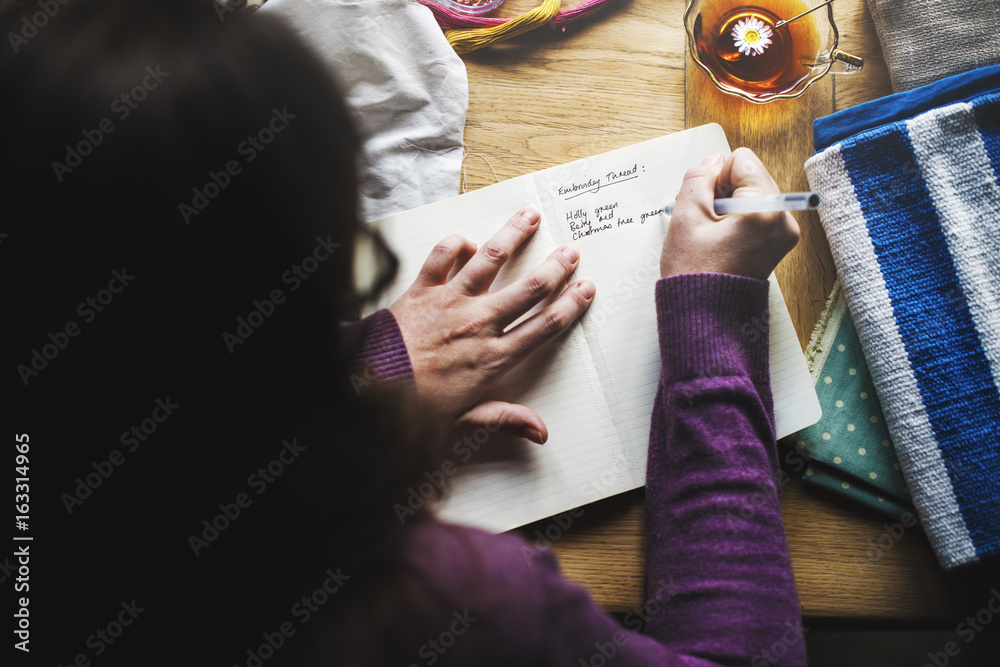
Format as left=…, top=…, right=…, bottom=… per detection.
left=364, top=124, right=822, bottom=533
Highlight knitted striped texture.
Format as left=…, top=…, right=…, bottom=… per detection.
left=804, top=72, right=1000, bottom=570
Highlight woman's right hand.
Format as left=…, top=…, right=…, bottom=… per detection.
left=660, top=148, right=800, bottom=280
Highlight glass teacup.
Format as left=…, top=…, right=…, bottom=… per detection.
left=685, top=0, right=863, bottom=103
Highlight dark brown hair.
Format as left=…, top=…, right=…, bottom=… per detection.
left=2, top=0, right=436, bottom=662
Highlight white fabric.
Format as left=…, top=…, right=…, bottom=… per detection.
left=260, top=0, right=468, bottom=221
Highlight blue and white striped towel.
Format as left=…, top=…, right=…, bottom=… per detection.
left=805, top=65, right=1000, bottom=570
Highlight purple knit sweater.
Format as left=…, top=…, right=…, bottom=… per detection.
left=351, top=273, right=805, bottom=666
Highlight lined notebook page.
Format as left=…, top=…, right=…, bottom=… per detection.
left=366, top=177, right=636, bottom=532
left=538, top=125, right=733, bottom=485
left=365, top=125, right=821, bottom=532
left=535, top=125, right=821, bottom=486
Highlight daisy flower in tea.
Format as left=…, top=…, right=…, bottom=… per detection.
left=732, top=17, right=773, bottom=56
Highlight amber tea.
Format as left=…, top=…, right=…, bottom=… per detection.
left=691, top=0, right=823, bottom=99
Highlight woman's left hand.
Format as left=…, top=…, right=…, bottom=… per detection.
left=389, top=206, right=595, bottom=444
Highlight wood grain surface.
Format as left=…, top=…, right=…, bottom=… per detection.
left=459, top=0, right=1000, bottom=621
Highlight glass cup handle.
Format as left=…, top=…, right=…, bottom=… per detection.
left=830, top=49, right=864, bottom=74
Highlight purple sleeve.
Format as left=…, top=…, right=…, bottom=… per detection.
left=643, top=273, right=806, bottom=665
left=352, top=296, right=805, bottom=665
left=351, top=308, right=413, bottom=384
left=513, top=274, right=804, bottom=667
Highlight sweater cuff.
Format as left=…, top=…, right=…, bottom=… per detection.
left=352, top=309, right=414, bottom=384
left=655, top=273, right=771, bottom=386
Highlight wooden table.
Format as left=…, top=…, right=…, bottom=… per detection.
left=458, top=0, right=1000, bottom=623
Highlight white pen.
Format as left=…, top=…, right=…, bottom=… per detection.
left=662, top=192, right=821, bottom=216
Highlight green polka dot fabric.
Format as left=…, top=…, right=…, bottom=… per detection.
left=801, top=465, right=913, bottom=518
left=795, top=282, right=913, bottom=518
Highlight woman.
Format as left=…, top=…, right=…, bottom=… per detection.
left=2, top=0, right=803, bottom=664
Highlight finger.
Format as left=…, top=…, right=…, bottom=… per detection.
left=455, top=206, right=541, bottom=294
left=777, top=211, right=802, bottom=250
left=502, top=279, right=595, bottom=358
left=786, top=209, right=801, bottom=236
left=489, top=244, right=580, bottom=327
left=672, top=153, right=726, bottom=224
left=458, top=400, right=548, bottom=444
left=717, top=149, right=791, bottom=237
left=718, top=147, right=780, bottom=198
left=712, top=151, right=736, bottom=199
left=414, top=234, right=477, bottom=288
left=447, top=239, right=478, bottom=282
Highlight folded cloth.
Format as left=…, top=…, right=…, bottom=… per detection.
left=804, top=464, right=912, bottom=521
left=866, top=0, right=1000, bottom=93
left=260, top=0, right=469, bottom=221
left=805, top=66, right=1000, bottom=570
left=813, top=65, right=1000, bottom=152
left=796, top=281, right=913, bottom=519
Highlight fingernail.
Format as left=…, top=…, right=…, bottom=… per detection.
left=523, top=427, right=545, bottom=444
left=560, top=244, right=579, bottom=263
left=702, top=153, right=723, bottom=166
left=521, top=206, right=541, bottom=226
left=578, top=280, right=596, bottom=299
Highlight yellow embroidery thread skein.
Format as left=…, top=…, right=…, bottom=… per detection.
left=445, top=0, right=562, bottom=54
